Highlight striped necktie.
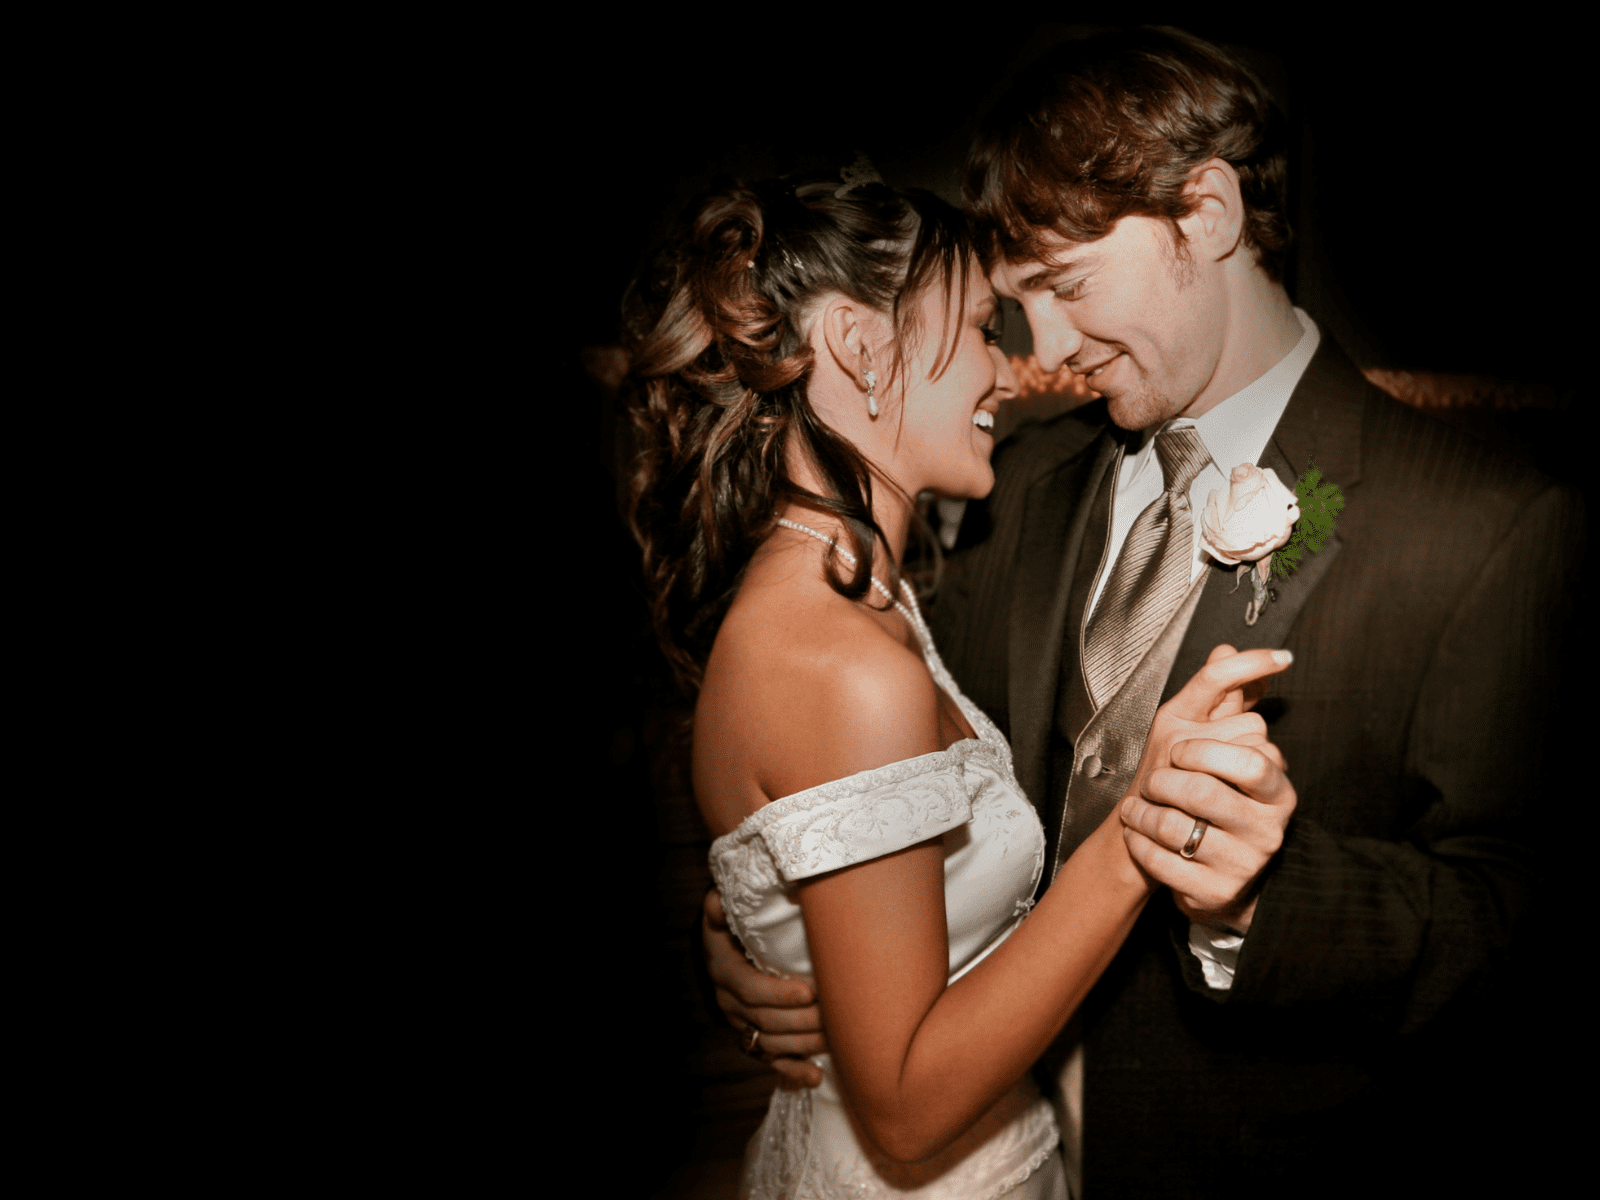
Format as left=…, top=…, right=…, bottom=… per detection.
left=1082, top=426, right=1212, bottom=708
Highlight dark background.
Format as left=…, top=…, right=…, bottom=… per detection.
left=556, top=18, right=1588, bottom=1196
left=568, top=18, right=1586, bottom=390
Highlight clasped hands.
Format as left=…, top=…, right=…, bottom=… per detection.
left=704, top=644, right=1297, bottom=1086
left=1117, top=643, right=1297, bottom=934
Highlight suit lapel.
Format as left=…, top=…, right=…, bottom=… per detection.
left=1162, top=338, right=1367, bottom=702
left=1009, top=430, right=1121, bottom=809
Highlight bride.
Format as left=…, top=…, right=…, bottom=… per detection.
left=624, top=170, right=1292, bottom=1198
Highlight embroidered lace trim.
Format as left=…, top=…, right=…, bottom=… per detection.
left=709, top=740, right=1028, bottom=972
left=740, top=1087, right=814, bottom=1200
left=711, top=740, right=1009, bottom=873
left=741, top=1087, right=1060, bottom=1200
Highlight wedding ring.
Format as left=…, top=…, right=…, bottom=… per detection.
left=744, top=1025, right=762, bottom=1055
left=1180, top=818, right=1209, bottom=859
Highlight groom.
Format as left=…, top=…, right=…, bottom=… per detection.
left=707, top=27, right=1583, bottom=1195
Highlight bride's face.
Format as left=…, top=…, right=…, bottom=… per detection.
left=890, top=264, right=1017, bottom=501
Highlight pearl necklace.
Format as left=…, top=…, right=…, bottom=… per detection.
left=775, top=517, right=928, bottom=640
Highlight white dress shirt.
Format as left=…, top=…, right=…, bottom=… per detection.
left=1089, top=308, right=1320, bottom=989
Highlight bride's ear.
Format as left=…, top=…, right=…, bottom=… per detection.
left=817, top=297, right=876, bottom=390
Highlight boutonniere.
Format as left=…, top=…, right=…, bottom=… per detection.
left=1201, top=463, right=1345, bottom=626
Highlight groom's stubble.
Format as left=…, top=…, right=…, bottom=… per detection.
left=1097, top=232, right=1203, bottom=434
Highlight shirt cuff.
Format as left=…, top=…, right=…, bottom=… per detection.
left=1187, top=922, right=1245, bottom=991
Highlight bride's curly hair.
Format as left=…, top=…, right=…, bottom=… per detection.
left=622, top=170, right=975, bottom=696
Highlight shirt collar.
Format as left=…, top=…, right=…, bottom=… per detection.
left=1165, top=308, right=1321, bottom=471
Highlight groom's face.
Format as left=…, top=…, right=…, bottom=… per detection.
left=990, top=217, right=1226, bottom=432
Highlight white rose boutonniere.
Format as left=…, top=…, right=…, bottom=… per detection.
left=1201, top=462, right=1345, bottom=625
left=1201, top=464, right=1301, bottom=626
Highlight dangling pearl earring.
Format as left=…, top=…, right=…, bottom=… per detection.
left=864, top=370, right=879, bottom=418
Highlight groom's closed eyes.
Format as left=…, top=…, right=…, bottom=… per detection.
left=1012, top=253, right=1102, bottom=296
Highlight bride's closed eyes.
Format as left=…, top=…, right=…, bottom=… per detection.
left=978, top=297, right=1004, bottom=345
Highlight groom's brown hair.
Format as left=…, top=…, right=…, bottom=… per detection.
left=964, top=27, right=1292, bottom=280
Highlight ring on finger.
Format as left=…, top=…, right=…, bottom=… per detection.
left=1180, top=818, right=1209, bottom=859
left=743, top=1025, right=762, bottom=1055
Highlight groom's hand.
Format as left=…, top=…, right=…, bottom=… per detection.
left=1118, top=645, right=1298, bottom=932
left=704, top=889, right=827, bottom=1088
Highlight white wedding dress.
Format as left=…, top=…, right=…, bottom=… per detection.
left=710, top=594, right=1067, bottom=1200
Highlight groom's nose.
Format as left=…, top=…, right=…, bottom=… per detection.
left=1031, top=313, right=1084, bottom=375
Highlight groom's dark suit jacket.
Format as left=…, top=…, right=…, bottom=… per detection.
left=931, top=337, right=1584, bottom=1196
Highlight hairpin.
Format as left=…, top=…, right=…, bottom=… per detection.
left=834, top=151, right=884, bottom=198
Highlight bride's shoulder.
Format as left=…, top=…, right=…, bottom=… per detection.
left=712, top=580, right=934, bottom=710
left=695, top=574, right=942, bottom=826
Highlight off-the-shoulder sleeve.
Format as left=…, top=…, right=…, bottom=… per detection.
left=759, top=763, right=973, bottom=883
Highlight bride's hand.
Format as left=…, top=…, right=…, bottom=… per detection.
left=1118, top=645, right=1297, bottom=933
left=1201, top=642, right=1276, bottom=722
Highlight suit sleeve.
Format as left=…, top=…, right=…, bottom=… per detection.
left=1223, top=481, right=1585, bottom=1034
left=929, top=441, right=1032, bottom=736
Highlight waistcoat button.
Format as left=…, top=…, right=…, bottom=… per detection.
left=1083, top=754, right=1103, bottom=778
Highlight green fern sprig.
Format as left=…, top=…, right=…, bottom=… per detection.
left=1270, top=464, right=1344, bottom=579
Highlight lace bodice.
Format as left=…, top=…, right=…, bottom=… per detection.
left=707, top=592, right=1061, bottom=1199
left=708, top=612, right=1043, bottom=985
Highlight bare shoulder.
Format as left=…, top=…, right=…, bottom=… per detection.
left=693, top=556, right=942, bottom=836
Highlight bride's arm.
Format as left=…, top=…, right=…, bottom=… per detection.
left=796, top=647, right=1294, bottom=1165
left=799, top=791, right=1140, bottom=1164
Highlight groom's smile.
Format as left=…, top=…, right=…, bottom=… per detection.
left=1072, top=348, right=1125, bottom=384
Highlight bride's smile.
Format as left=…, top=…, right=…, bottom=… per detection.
left=800, top=258, right=1019, bottom=536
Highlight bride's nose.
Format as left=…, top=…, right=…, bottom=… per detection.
left=990, top=345, right=1020, bottom=401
